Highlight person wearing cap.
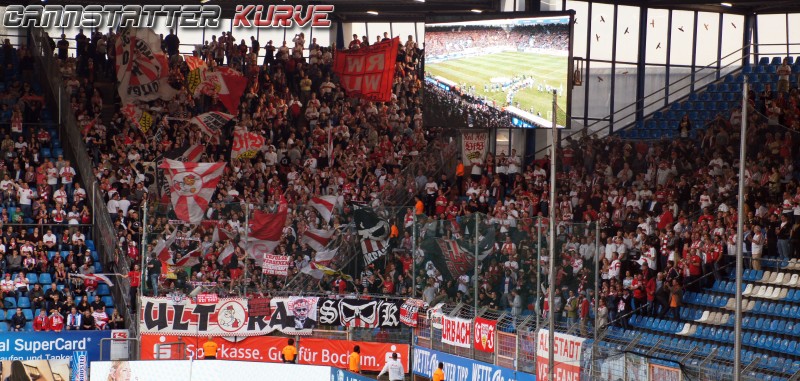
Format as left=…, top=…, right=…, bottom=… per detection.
left=378, top=352, right=404, bottom=381
left=203, top=337, right=218, bottom=359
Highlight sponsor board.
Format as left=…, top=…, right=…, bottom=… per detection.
left=412, top=346, right=535, bottom=381
left=536, top=329, right=584, bottom=381
left=139, top=335, right=408, bottom=372
left=1, top=359, right=71, bottom=381
left=441, top=316, right=472, bottom=348
left=0, top=330, right=111, bottom=361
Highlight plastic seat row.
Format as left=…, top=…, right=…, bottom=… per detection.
left=683, top=292, right=729, bottom=308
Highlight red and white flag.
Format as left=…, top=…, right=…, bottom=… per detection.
left=313, top=247, right=338, bottom=266
left=121, top=103, right=154, bottom=134
left=332, top=37, right=400, bottom=102
left=216, top=67, right=248, bottom=115
left=180, top=144, right=205, bottom=163
left=69, top=273, right=115, bottom=287
left=231, top=126, right=265, bottom=159
left=241, top=197, right=288, bottom=262
left=309, top=195, right=337, bottom=223
left=300, top=226, right=334, bottom=252
left=217, top=242, right=236, bottom=266
left=160, top=159, right=226, bottom=224
left=174, top=248, right=202, bottom=267
left=115, top=28, right=177, bottom=103
left=190, top=111, right=234, bottom=138
left=184, top=55, right=207, bottom=71
left=154, top=229, right=178, bottom=261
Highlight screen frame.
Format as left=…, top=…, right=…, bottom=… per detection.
left=424, top=10, right=575, bottom=129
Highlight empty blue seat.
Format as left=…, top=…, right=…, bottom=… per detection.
left=25, top=273, right=37, bottom=284
left=94, top=262, right=103, bottom=273
left=707, top=84, right=717, bottom=92
left=86, top=240, right=95, bottom=250
left=3, top=297, right=15, bottom=309
left=759, top=57, right=770, bottom=66
left=97, top=284, right=111, bottom=296
left=16, top=297, right=30, bottom=308
left=38, top=273, right=51, bottom=284
left=41, top=148, right=51, bottom=159
left=53, top=148, right=63, bottom=158
left=22, top=309, right=32, bottom=321
left=771, top=57, right=782, bottom=65
left=102, top=296, right=114, bottom=308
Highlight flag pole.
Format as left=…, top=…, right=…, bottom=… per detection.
left=733, top=75, right=748, bottom=381
left=548, top=89, right=558, bottom=381
left=412, top=212, right=417, bottom=298
left=140, top=198, right=148, bottom=302
left=242, top=199, right=250, bottom=295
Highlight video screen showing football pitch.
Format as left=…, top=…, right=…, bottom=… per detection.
left=425, top=15, right=570, bottom=127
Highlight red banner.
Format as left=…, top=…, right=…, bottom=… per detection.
left=441, top=316, right=472, bottom=348
left=140, top=335, right=408, bottom=372
left=474, top=317, right=496, bottom=353
left=299, top=338, right=409, bottom=372
left=333, top=37, right=399, bottom=102
left=536, top=329, right=585, bottom=381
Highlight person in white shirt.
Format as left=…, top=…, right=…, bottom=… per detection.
left=377, top=353, right=404, bottom=381
left=73, top=183, right=87, bottom=207
left=107, top=193, right=120, bottom=221
left=43, top=230, right=58, bottom=249
left=59, top=161, right=76, bottom=194
left=53, top=184, right=68, bottom=206
left=15, top=182, right=33, bottom=218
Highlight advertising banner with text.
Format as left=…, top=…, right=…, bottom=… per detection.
left=90, top=360, right=331, bottom=381
left=0, top=330, right=111, bottom=362
left=140, top=335, right=408, bottom=372
left=412, top=346, right=535, bottom=381
left=441, top=316, right=472, bottom=348
left=536, top=329, right=584, bottom=381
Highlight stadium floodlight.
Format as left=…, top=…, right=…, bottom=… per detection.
left=414, top=0, right=426, bottom=2
left=470, top=9, right=483, bottom=13
left=720, top=2, right=733, bottom=6
left=200, top=0, right=211, bottom=3
left=367, top=10, right=379, bottom=15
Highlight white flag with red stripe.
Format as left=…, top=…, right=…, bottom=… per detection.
left=217, top=242, right=236, bottom=266
left=69, top=273, right=115, bottom=287
left=313, top=247, right=338, bottom=266
left=154, top=229, right=178, bottom=261
left=115, top=28, right=177, bottom=103
left=300, top=226, right=334, bottom=252
left=309, top=195, right=337, bottom=223
left=160, top=159, right=226, bottom=224
left=173, top=248, right=202, bottom=267
left=231, top=126, right=265, bottom=159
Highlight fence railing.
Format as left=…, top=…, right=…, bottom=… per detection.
left=27, top=28, right=135, bottom=341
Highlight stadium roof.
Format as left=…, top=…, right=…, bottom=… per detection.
left=5, top=0, right=799, bottom=22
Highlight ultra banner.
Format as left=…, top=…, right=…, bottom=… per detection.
left=536, top=328, right=585, bottom=381
left=441, top=316, right=472, bottom=349
left=139, top=296, right=318, bottom=336
left=140, top=335, right=409, bottom=372
left=412, top=346, right=535, bottom=381
left=318, top=298, right=402, bottom=328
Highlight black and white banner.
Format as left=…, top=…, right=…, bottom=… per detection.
left=317, top=298, right=402, bottom=328
left=353, top=206, right=390, bottom=265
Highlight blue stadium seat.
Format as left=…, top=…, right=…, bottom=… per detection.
left=688, top=93, right=699, bottom=101
left=16, top=297, right=30, bottom=308
left=102, top=296, right=114, bottom=308
left=5, top=310, right=13, bottom=321
left=94, top=262, right=103, bottom=273
left=22, top=309, right=32, bottom=321
left=97, top=284, right=111, bottom=296
left=788, top=57, right=795, bottom=65
left=91, top=251, right=100, bottom=262
left=759, top=57, right=770, bottom=66
left=724, top=74, right=735, bottom=83
left=743, top=65, right=753, bottom=74
left=38, top=273, right=51, bottom=285
left=86, top=240, right=95, bottom=250
left=53, top=148, right=63, bottom=158
left=41, top=148, right=51, bottom=159
left=707, top=84, right=717, bottom=92
left=23, top=322, right=32, bottom=332
left=25, top=273, right=37, bottom=284
left=3, top=297, right=15, bottom=309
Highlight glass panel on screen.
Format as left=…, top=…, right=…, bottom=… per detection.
left=367, top=22, right=393, bottom=44
left=425, top=14, right=571, bottom=129
left=721, top=14, right=744, bottom=67
left=645, top=8, right=668, bottom=64
left=613, top=64, right=637, bottom=128
left=615, top=6, right=639, bottom=63
left=695, top=12, right=720, bottom=67
left=757, top=14, right=788, bottom=57
left=643, top=64, right=667, bottom=114
left=589, top=3, right=614, bottom=61
left=787, top=14, right=800, bottom=56
left=392, top=23, right=417, bottom=42
left=566, top=1, right=588, bottom=59
left=669, top=10, right=695, bottom=66
left=585, top=62, right=611, bottom=121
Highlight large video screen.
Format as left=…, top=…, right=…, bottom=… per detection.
left=425, top=14, right=571, bottom=128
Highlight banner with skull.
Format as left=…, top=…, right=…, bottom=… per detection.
left=317, top=298, right=402, bottom=328
left=353, top=206, right=390, bottom=265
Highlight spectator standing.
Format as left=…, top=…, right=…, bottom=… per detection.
left=378, top=353, right=404, bottom=381
left=281, top=338, right=297, bottom=363
left=147, top=253, right=161, bottom=296
left=203, top=337, right=218, bottom=359
left=433, top=362, right=445, bottom=381
left=349, top=345, right=361, bottom=373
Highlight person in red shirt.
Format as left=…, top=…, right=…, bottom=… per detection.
left=434, top=190, right=448, bottom=216
left=48, top=309, right=65, bottom=332
left=33, top=310, right=49, bottom=331
left=124, top=264, right=142, bottom=310
left=686, top=249, right=703, bottom=292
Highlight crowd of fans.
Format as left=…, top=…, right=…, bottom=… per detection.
left=426, top=24, right=569, bottom=58
left=51, top=28, right=431, bottom=305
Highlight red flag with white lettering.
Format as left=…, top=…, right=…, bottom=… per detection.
left=333, top=37, right=399, bottom=102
